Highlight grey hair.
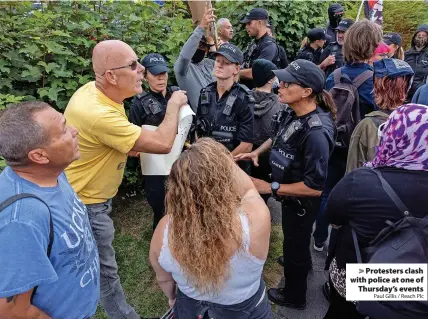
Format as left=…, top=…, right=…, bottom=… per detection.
left=216, top=18, right=230, bottom=29
left=0, top=101, right=51, bottom=167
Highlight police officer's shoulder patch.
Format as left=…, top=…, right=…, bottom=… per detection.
left=237, top=83, right=251, bottom=93
left=236, top=84, right=255, bottom=103
left=136, top=91, right=150, bottom=100
left=206, top=82, right=216, bottom=90
left=307, top=114, right=322, bottom=128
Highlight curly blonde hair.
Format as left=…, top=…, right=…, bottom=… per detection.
left=166, top=138, right=243, bottom=293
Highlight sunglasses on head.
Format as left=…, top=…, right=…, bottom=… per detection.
left=101, top=60, right=138, bottom=76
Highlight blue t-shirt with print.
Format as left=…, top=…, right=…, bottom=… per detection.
left=0, top=167, right=100, bottom=319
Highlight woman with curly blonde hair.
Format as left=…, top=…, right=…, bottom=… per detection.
left=149, top=138, right=272, bottom=319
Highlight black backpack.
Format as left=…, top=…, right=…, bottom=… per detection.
left=330, top=68, right=373, bottom=149
left=274, top=43, right=288, bottom=69
left=0, top=193, right=54, bottom=303
left=352, top=169, right=428, bottom=319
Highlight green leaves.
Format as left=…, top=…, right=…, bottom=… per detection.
left=43, top=41, right=75, bottom=56
left=21, top=65, right=42, bottom=82
left=38, top=87, right=64, bottom=102
left=38, top=61, right=60, bottom=74
left=0, top=156, right=6, bottom=173
left=20, top=43, right=43, bottom=58
left=0, top=93, right=25, bottom=109
left=215, top=0, right=329, bottom=59
left=0, top=0, right=194, bottom=110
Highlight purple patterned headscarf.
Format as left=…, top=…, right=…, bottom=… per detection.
left=365, top=104, right=428, bottom=171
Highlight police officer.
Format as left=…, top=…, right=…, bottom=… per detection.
left=195, top=43, right=255, bottom=157
left=320, top=19, right=354, bottom=77
left=129, top=53, right=179, bottom=230
left=235, top=60, right=336, bottom=309
left=240, top=8, right=280, bottom=89
left=298, top=28, right=335, bottom=70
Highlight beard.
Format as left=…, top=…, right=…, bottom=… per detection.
left=191, top=49, right=206, bottom=63
left=414, top=38, right=427, bottom=49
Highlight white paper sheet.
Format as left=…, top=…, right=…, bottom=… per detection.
left=140, top=104, right=194, bottom=175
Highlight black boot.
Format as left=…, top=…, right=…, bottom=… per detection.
left=267, top=288, right=306, bottom=310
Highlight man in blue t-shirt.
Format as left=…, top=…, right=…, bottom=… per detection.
left=0, top=102, right=100, bottom=319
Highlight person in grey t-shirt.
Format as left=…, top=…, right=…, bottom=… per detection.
left=174, top=7, right=217, bottom=111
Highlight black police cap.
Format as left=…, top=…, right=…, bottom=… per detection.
left=215, top=43, right=244, bottom=65
left=273, top=59, right=325, bottom=94
left=240, top=8, right=269, bottom=24
left=307, top=28, right=331, bottom=42
left=335, top=19, right=355, bottom=32
left=141, top=53, right=169, bottom=75
left=383, top=33, right=402, bottom=46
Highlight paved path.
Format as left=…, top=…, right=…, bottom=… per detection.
left=268, top=199, right=329, bottom=319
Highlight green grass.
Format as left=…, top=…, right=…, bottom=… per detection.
left=94, top=194, right=283, bottom=318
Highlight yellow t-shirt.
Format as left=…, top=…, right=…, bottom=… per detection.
left=64, top=82, right=141, bottom=204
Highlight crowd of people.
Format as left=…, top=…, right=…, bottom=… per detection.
left=0, top=3, right=427, bottom=319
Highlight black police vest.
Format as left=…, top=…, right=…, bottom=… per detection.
left=135, top=86, right=179, bottom=126
left=243, top=34, right=278, bottom=69
left=269, top=108, right=324, bottom=183
left=198, top=83, right=254, bottom=151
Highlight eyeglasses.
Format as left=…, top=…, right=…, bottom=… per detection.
left=101, top=60, right=139, bottom=76
left=279, top=82, right=302, bottom=89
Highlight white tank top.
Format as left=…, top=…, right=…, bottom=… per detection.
left=158, top=213, right=266, bottom=305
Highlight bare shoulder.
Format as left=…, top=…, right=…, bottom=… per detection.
left=240, top=190, right=271, bottom=259
left=150, top=215, right=169, bottom=256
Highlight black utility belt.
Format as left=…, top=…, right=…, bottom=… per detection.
left=278, top=196, right=315, bottom=208
left=280, top=196, right=312, bottom=217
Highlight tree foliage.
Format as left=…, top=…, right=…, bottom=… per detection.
left=0, top=0, right=193, bottom=110
left=215, top=0, right=329, bottom=60
left=339, top=0, right=428, bottom=50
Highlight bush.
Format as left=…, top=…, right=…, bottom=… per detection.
left=215, top=0, right=329, bottom=60
left=0, top=0, right=193, bottom=110
left=339, top=1, right=428, bottom=50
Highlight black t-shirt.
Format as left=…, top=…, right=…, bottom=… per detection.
left=296, top=45, right=322, bottom=65
left=271, top=106, right=336, bottom=190
left=325, top=167, right=428, bottom=268
left=242, top=33, right=278, bottom=89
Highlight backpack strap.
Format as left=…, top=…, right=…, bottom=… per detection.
left=351, top=168, right=412, bottom=263
left=369, top=115, right=385, bottom=128
left=352, top=70, right=373, bottom=89
left=333, top=68, right=342, bottom=85
left=351, top=228, right=363, bottom=263
left=0, top=193, right=54, bottom=303
left=372, top=169, right=412, bottom=217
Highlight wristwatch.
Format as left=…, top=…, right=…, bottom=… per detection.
left=271, top=182, right=280, bottom=201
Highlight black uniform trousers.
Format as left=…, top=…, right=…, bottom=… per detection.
left=143, top=175, right=167, bottom=231
left=281, top=196, right=320, bottom=303
left=250, top=152, right=272, bottom=203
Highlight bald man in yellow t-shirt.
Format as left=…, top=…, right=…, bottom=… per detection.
left=64, top=40, right=187, bottom=319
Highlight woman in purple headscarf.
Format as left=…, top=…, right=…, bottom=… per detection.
left=322, top=103, right=428, bottom=318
